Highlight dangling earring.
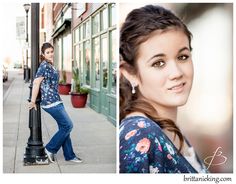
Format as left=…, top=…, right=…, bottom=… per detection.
left=131, top=82, right=136, bottom=94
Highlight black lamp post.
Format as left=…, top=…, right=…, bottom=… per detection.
left=23, top=4, right=30, bottom=83
left=23, top=3, right=49, bottom=165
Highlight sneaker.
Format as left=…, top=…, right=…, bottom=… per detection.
left=68, top=157, right=83, bottom=163
left=45, top=148, right=55, bottom=163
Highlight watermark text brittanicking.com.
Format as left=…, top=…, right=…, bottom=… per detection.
left=183, top=175, right=232, bottom=184
left=183, top=147, right=232, bottom=184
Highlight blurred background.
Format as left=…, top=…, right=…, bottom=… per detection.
left=120, top=3, right=233, bottom=173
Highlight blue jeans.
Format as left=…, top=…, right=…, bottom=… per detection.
left=42, top=103, right=76, bottom=160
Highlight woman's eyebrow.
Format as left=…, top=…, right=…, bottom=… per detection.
left=146, top=46, right=190, bottom=63
left=178, top=47, right=190, bottom=53
left=146, top=53, right=165, bottom=63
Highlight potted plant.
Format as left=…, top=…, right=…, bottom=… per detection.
left=70, top=67, right=89, bottom=108
left=58, top=70, right=71, bottom=95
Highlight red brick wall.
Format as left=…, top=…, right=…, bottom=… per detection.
left=53, top=3, right=65, bottom=22
left=41, top=6, right=44, bottom=29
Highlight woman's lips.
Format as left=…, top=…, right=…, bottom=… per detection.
left=168, top=82, right=186, bottom=93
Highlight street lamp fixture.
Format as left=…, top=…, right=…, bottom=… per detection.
left=24, top=4, right=30, bottom=11
left=23, top=3, right=30, bottom=82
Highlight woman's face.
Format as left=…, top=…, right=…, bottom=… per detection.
left=135, top=29, right=193, bottom=108
left=43, top=47, right=54, bottom=62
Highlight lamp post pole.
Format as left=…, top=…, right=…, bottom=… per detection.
left=23, top=3, right=49, bottom=165
left=24, top=4, right=30, bottom=83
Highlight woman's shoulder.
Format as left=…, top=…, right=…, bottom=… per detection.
left=119, top=116, right=164, bottom=140
left=39, top=61, right=53, bottom=71
left=40, top=60, right=51, bottom=67
left=120, top=115, right=161, bottom=129
left=39, top=60, right=48, bottom=67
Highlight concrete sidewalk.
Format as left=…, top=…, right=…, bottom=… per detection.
left=3, top=69, right=116, bottom=173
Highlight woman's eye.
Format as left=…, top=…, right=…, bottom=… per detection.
left=152, top=60, right=165, bottom=68
left=178, top=55, right=189, bottom=61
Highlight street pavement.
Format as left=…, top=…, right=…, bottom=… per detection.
left=3, top=69, right=116, bottom=173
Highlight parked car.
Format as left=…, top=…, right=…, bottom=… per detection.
left=3, top=65, right=8, bottom=82
left=13, top=63, right=22, bottom=69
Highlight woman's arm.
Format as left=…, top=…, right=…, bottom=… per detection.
left=28, top=77, right=44, bottom=110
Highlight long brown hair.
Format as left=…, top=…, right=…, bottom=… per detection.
left=120, top=5, right=193, bottom=152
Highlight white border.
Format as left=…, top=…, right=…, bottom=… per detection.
left=0, top=0, right=235, bottom=184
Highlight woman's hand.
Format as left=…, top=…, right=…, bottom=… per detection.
left=29, top=101, right=37, bottom=110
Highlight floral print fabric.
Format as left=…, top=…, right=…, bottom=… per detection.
left=35, top=61, right=62, bottom=106
left=119, top=116, right=208, bottom=173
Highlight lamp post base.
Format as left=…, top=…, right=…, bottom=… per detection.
left=23, top=144, right=49, bottom=166
left=24, top=156, right=49, bottom=166
left=25, top=68, right=30, bottom=83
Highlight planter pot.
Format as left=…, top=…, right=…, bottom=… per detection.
left=58, top=83, right=71, bottom=95
left=70, top=93, right=88, bottom=108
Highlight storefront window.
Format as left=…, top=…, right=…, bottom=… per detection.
left=93, top=37, right=100, bottom=89
left=84, top=20, right=90, bottom=39
left=79, top=25, right=83, bottom=41
left=75, top=27, right=79, bottom=43
left=111, top=3, right=116, bottom=26
left=79, top=43, right=83, bottom=81
left=63, top=33, right=72, bottom=71
left=75, top=44, right=79, bottom=67
left=101, top=36, right=108, bottom=88
left=84, top=40, right=91, bottom=86
left=101, top=7, right=108, bottom=31
left=73, top=3, right=116, bottom=92
left=111, top=30, right=116, bottom=93
left=92, top=13, right=100, bottom=34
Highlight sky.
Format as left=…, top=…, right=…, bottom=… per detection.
left=0, top=3, right=30, bottom=68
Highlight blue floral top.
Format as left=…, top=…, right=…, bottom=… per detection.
left=35, top=61, right=62, bottom=106
left=119, top=116, right=208, bottom=173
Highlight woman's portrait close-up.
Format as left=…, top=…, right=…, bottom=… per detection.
left=119, top=3, right=233, bottom=174
left=0, top=1, right=234, bottom=183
